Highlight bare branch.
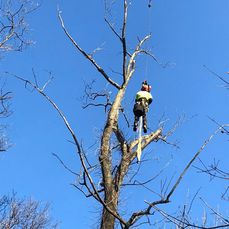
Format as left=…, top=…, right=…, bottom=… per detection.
left=151, top=204, right=229, bottom=229
left=208, top=116, right=229, bottom=135
left=194, top=158, right=229, bottom=181
left=82, top=83, right=112, bottom=112
left=52, top=153, right=80, bottom=177
left=166, top=126, right=225, bottom=201
left=125, top=34, right=151, bottom=84
left=58, top=10, right=121, bottom=89
left=129, top=127, right=162, bottom=153
left=200, top=197, right=229, bottom=225
left=222, top=186, right=229, bottom=201
left=123, top=158, right=172, bottom=189
left=104, top=17, right=122, bottom=41
left=204, top=65, right=229, bottom=88
left=140, top=49, right=160, bottom=65
left=121, top=0, right=128, bottom=82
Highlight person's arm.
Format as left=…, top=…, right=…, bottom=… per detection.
left=135, top=92, right=140, bottom=102
left=148, top=93, right=153, bottom=104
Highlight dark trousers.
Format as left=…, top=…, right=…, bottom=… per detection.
left=133, top=99, right=148, bottom=131
left=134, top=113, right=147, bottom=128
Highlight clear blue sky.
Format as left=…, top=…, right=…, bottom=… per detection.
left=0, top=0, right=228, bottom=228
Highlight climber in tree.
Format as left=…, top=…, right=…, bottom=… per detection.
left=133, top=80, right=153, bottom=133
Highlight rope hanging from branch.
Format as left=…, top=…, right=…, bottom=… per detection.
left=136, top=116, right=143, bottom=162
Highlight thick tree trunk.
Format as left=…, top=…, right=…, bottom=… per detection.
left=100, top=189, right=119, bottom=229
left=99, top=87, right=126, bottom=229
left=100, top=209, right=116, bottom=229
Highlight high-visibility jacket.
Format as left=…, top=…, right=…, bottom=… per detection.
left=135, top=91, right=153, bottom=104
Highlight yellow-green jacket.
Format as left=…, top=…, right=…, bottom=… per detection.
left=135, top=91, right=153, bottom=104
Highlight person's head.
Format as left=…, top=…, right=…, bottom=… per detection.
left=141, top=81, right=151, bottom=92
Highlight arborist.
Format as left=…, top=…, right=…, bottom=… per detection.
left=133, top=80, right=153, bottom=133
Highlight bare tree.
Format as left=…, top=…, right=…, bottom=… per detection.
left=0, top=0, right=38, bottom=53
left=10, top=1, right=229, bottom=228
left=0, top=193, right=57, bottom=229
left=0, top=0, right=38, bottom=151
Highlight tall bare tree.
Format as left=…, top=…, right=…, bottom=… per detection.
left=12, top=1, right=229, bottom=228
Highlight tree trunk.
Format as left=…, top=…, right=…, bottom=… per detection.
left=100, top=209, right=116, bottom=229
left=100, top=188, right=119, bottom=229
left=99, top=88, right=126, bottom=229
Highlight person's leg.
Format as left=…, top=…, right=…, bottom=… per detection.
left=143, top=113, right=147, bottom=133
left=133, top=115, right=139, bottom=131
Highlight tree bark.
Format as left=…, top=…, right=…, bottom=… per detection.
left=100, top=88, right=126, bottom=229
left=100, top=188, right=119, bottom=229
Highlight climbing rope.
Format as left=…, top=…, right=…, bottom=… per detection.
left=135, top=2, right=153, bottom=162
left=144, top=0, right=152, bottom=81
left=136, top=116, right=143, bottom=162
